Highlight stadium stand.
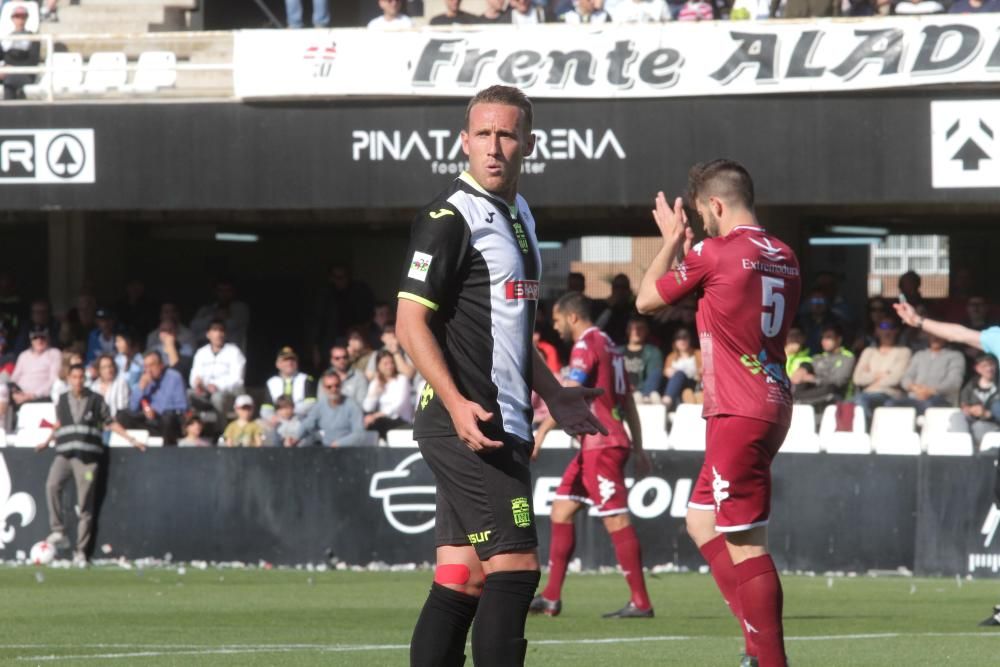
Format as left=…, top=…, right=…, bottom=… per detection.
left=780, top=404, right=821, bottom=454
left=667, top=403, right=706, bottom=451
left=921, top=407, right=974, bottom=456
left=870, top=406, right=922, bottom=455
left=818, top=404, right=871, bottom=454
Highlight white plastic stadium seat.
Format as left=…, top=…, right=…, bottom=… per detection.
left=16, top=401, right=55, bottom=431
left=921, top=407, right=973, bottom=456
left=667, top=403, right=706, bottom=451
left=870, top=407, right=921, bottom=455
left=146, top=436, right=164, bottom=447
left=637, top=403, right=669, bottom=450
left=0, top=1, right=40, bottom=35
left=386, top=429, right=417, bottom=448
left=24, top=52, right=83, bottom=99
left=122, top=51, right=177, bottom=93
left=981, top=431, right=1000, bottom=454
left=109, top=429, right=150, bottom=448
left=780, top=404, right=820, bottom=453
left=12, top=426, right=51, bottom=448
left=539, top=429, right=572, bottom=449
left=73, top=52, right=128, bottom=94
left=818, top=404, right=871, bottom=454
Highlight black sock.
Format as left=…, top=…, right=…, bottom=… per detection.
left=410, top=583, right=479, bottom=667
left=471, top=570, right=541, bottom=667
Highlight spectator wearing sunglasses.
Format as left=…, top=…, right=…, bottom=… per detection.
left=298, top=370, right=368, bottom=447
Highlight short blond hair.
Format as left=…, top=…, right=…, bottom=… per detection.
left=465, top=85, right=533, bottom=132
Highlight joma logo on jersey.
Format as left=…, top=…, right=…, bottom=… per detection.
left=468, top=530, right=492, bottom=544
left=505, top=280, right=539, bottom=301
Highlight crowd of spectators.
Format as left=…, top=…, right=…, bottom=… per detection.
left=357, top=0, right=1000, bottom=29
left=2, top=264, right=997, bottom=450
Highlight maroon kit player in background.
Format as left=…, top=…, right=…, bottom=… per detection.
left=637, top=160, right=801, bottom=667
left=529, top=291, right=654, bottom=619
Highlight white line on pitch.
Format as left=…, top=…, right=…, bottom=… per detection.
left=13, top=632, right=1000, bottom=661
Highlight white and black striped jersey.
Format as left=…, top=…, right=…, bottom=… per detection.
left=398, top=172, right=541, bottom=443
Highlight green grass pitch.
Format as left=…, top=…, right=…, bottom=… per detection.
left=3, top=566, right=1000, bottom=666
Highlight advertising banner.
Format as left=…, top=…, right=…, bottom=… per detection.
left=0, top=447, right=958, bottom=574
left=234, top=17, right=1000, bottom=100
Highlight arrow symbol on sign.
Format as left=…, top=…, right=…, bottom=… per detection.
left=54, top=144, right=76, bottom=175
left=952, top=138, right=990, bottom=171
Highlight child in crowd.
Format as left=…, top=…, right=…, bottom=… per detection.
left=223, top=394, right=264, bottom=447
left=178, top=414, right=212, bottom=447
left=267, top=396, right=302, bottom=448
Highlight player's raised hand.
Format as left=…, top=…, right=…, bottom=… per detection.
left=548, top=386, right=610, bottom=437
left=893, top=301, right=920, bottom=327
left=449, top=399, right=504, bottom=453
left=651, top=192, right=689, bottom=246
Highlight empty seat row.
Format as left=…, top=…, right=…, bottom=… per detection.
left=389, top=404, right=996, bottom=457
left=23, top=51, right=178, bottom=99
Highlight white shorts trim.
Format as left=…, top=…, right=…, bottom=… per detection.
left=687, top=502, right=715, bottom=511
left=554, top=494, right=593, bottom=506
left=715, top=519, right=770, bottom=533
left=592, top=507, right=630, bottom=517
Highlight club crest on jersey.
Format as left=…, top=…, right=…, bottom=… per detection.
left=749, top=236, right=786, bottom=262
left=505, top=280, right=539, bottom=301
left=408, top=252, right=433, bottom=281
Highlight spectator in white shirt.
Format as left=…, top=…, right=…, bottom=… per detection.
left=89, top=353, right=130, bottom=418
left=608, top=0, right=672, bottom=20
left=561, top=0, right=612, bottom=22
left=362, top=350, right=414, bottom=440
left=510, top=0, right=552, bottom=22
left=368, top=0, right=414, bottom=28
left=189, top=319, right=246, bottom=418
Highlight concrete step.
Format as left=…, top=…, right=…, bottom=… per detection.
left=80, top=0, right=196, bottom=9
left=44, top=30, right=230, bottom=60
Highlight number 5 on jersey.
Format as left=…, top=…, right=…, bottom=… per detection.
left=760, top=277, right=786, bottom=338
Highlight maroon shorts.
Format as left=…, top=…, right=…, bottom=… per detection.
left=688, top=415, right=788, bottom=532
left=554, top=447, right=631, bottom=516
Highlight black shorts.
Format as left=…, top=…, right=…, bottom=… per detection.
left=418, top=435, right=538, bottom=560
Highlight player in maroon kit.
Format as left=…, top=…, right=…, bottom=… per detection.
left=529, top=291, right=654, bottom=619
left=636, top=160, right=801, bottom=667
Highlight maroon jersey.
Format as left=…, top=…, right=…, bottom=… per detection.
left=568, top=327, right=631, bottom=450
left=655, top=226, right=801, bottom=426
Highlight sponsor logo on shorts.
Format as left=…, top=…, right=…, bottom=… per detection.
left=505, top=280, right=539, bottom=301
left=419, top=384, right=435, bottom=411
left=740, top=348, right=790, bottom=389
left=597, top=475, right=616, bottom=507
left=712, top=466, right=730, bottom=512
left=408, top=252, right=433, bottom=281
left=511, top=497, right=532, bottom=528
left=468, top=530, right=492, bottom=545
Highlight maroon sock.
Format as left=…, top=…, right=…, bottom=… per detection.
left=699, top=535, right=756, bottom=658
left=735, top=554, right=786, bottom=667
left=541, top=522, right=575, bottom=601
left=610, top=525, right=651, bottom=610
